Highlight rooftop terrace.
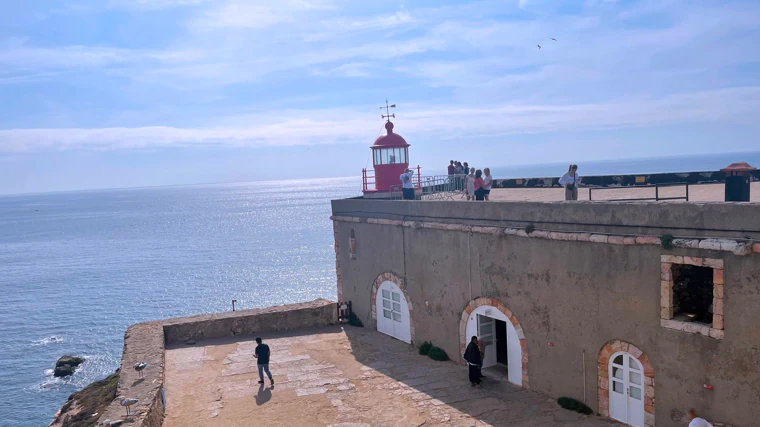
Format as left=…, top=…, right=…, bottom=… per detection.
left=163, top=326, right=619, bottom=427
left=486, top=182, right=760, bottom=202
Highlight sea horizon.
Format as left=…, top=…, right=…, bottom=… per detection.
left=2, top=150, right=759, bottom=197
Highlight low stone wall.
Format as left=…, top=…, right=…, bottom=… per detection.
left=163, top=298, right=338, bottom=344
left=91, top=299, right=337, bottom=427
left=96, top=321, right=165, bottom=427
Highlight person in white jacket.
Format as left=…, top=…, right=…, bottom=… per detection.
left=558, top=164, right=580, bottom=200
left=687, top=409, right=713, bottom=427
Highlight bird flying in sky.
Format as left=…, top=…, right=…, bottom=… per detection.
left=551, top=38, right=557, bottom=41
left=537, top=44, right=541, bottom=49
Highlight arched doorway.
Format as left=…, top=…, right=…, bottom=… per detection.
left=370, top=272, right=413, bottom=344
left=459, top=297, right=528, bottom=388
left=598, top=340, right=654, bottom=427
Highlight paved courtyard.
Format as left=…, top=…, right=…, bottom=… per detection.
left=164, top=325, right=619, bottom=427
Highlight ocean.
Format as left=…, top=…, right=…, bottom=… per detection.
left=1, top=151, right=759, bottom=426
left=0, top=178, right=360, bottom=426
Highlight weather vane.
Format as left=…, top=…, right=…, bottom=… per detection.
left=380, top=99, right=396, bottom=122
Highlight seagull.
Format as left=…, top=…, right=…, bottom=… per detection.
left=537, top=44, right=541, bottom=49
left=551, top=38, right=557, bottom=41
left=134, top=362, right=147, bottom=379
left=118, top=396, right=138, bottom=416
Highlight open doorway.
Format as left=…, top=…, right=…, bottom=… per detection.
left=495, top=319, right=508, bottom=367
left=464, top=302, right=525, bottom=387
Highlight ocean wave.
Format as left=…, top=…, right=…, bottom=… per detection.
left=31, top=335, right=65, bottom=346
left=36, top=370, right=64, bottom=392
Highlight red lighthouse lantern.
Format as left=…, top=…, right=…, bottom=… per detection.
left=362, top=102, right=419, bottom=197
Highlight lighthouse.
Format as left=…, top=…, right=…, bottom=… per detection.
left=362, top=101, right=419, bottom=198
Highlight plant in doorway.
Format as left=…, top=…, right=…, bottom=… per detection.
left=427, top=346, right=449, bottom=361
left=346, top=312, right=363, bottom=327
left=419, top=341, right=433, bottom=355
left=557, top=397, right=592, bottom=415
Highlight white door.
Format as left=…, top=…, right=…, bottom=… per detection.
left=376, top=281, right=411, bottom=343
left=477, top=315, right=496, bottom=367
left=609, top=352, right=645, bottom=427
left=466, top=306, right=523, bottom=387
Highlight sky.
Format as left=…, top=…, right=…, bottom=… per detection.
left=1, top=0, right=759, bottom=194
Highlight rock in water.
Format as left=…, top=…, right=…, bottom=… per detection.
left=54, top=355, right=85, bottom=377
left=54, top=365, right=75, bottom=377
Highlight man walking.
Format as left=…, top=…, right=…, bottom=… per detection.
left=254, top=337, right=274, bottom=387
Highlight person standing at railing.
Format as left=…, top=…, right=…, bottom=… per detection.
left=448, top=160, right=456, bottom=175
left=455, top=162, right=465, bottom=191
left=474, top=170, right=486, bottom=201
left=400, top=168, right=415, bottom=200
left=465, top=168, right=476, bottom=201
left=559, top=164, right=581, bottom=201
left=482, top=168, right=493, bottom=201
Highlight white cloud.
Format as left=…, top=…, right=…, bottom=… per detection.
left=2, top=87, right=757, bottom=152
left=2, top=0, right=760, bottom=158
left=190, top=0, right=335, bottom=30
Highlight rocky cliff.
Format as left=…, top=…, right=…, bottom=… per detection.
left=49, top=371, right=119, bottom=427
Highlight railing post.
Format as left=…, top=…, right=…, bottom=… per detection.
left=362, top=168, right=366, bottom=191
left=685, top=183, right=689, bottom=201
left=655, top=184, right=659, bottom=201
left=416, top=165, right=421, bottom=189
left=588, top=188, right=592, bottom=201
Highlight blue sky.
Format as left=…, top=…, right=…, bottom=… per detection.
left=1, top=0, right=759, bottom=194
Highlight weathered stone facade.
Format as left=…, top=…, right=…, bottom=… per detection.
left=331, top=198, right=760, bottom=427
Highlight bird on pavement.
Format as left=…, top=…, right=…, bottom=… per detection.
left=118, top=396, right=138, bottom=416
left=134, top=362, right=147, bottom=379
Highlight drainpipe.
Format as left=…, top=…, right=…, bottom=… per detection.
left=468, top=232, right=472, bottom=301
left=583, top=349, right=586, bottom=403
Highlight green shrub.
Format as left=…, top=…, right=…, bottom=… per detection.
left=347, top=312, right=363, bottom=327
left=419, top=341, right=433, bottom=355
left=427, top=346, right=449, bottom=361
left=557, top=397, right=592, bottom=415
left=661, top=233, right=675, bottom=250
left=525, top=224, right=536, bottom=234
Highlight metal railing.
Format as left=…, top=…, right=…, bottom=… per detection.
left=362, top=166, right=422, bottom=192
left=588, top=182, right=690, bottom=201
left=391, top=174, right=467, bottom=200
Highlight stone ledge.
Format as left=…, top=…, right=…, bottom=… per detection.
left=660, top=319, right=724, bottom=340
left=331, top=217, right=755, bottom=256
left=162, top=299, right=337, bottom=344
left=93, top=299, right=337, bottom=427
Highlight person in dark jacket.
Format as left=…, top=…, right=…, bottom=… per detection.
left=464, top=336, right=483, bottom=386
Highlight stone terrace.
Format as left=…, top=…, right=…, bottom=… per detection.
left=486, top=182, right=760, bottom=202
left=163, top=325, right=620, bottom=427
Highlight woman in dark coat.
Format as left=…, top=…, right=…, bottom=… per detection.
left=464, top=336, right=482, bottom=386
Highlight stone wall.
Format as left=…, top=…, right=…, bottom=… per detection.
left=331, top=198, right=760, bottom=427
left=90, top=299, right=336, bottom=427
left=332, top=198, right=760, bottom=240
left=163, top=298, right=338, bottom=344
